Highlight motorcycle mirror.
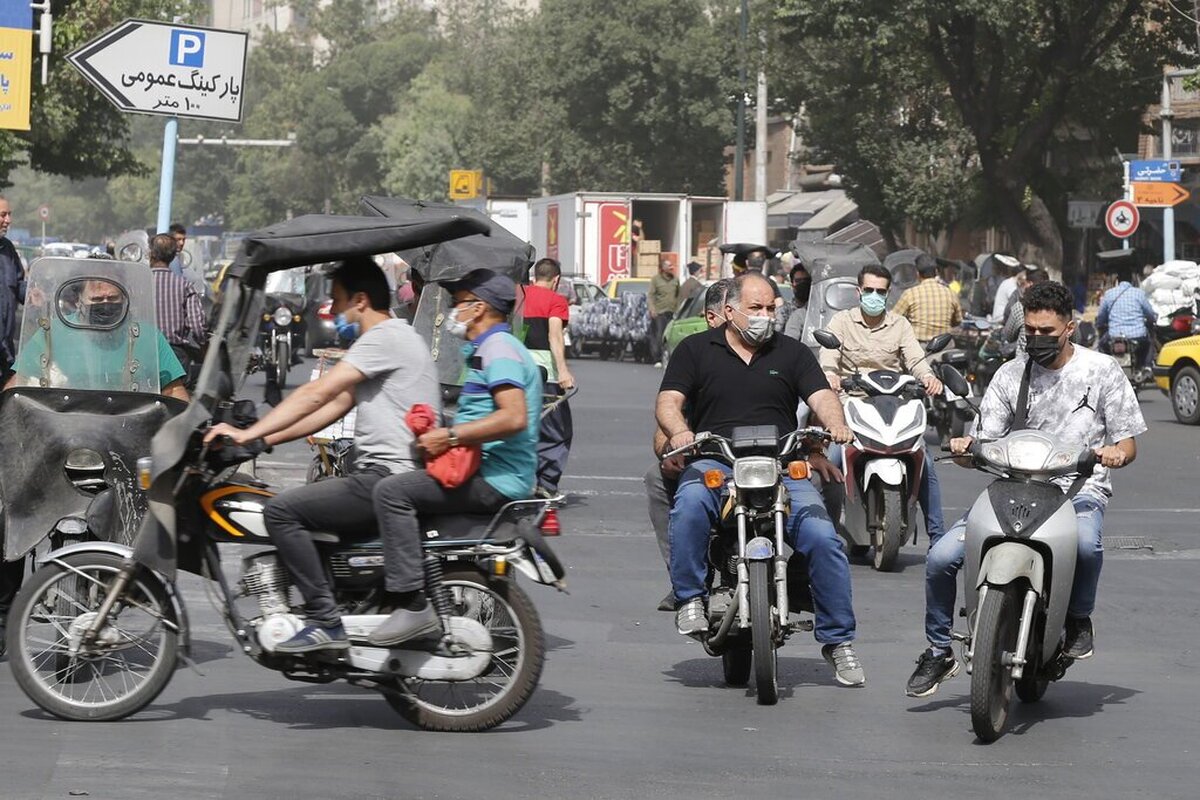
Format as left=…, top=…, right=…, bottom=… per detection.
left=926, top=333, right=953, bottom=354
left=940, top=364, right=971, bottom=398
left=813, top=329, right=841, bottom=350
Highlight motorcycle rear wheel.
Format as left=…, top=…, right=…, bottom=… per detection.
left=8, top=552, right=178, bottom=721
left=384, top=569, right=544, bottom=732
left=748, top=560, right=778, bottom=705
left=872, top=487, right=905, bottom=572
left=722, top=640, right=752, bottom=687
left=970, top=585, right=1018, bottom=742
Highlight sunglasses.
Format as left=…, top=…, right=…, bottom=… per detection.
left=859, top=287, right=888, bottom=296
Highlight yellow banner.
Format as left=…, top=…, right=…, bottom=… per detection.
left=0, top=26, right=32, bottom=131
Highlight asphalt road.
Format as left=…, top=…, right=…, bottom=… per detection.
left=2, top=355, right=1198, bottom=800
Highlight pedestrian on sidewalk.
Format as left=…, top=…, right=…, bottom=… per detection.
left=649, top=258, right=679, bottom=366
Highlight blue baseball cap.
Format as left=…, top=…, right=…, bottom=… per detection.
left=444, top=268, right=516, bottom=315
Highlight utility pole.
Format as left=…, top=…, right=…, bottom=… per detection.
left=1163, top=74, right=1175, bottom=263
left=754, top=34, right=767, bottom=203
left=733, top=0, right=749, bottom=201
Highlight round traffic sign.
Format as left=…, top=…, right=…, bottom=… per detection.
left=1105, top=200, right=1139, bottom=239
left=37, top=204, right=49, bottom=221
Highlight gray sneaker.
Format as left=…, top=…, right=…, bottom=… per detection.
left=367, top=603, right=442, bottom=647
left=822, top=642, right=866, bottom=686
left=675, top=598, right=707, bottom=636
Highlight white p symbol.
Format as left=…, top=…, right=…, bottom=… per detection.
left=171, top=30, right=205, bottom=67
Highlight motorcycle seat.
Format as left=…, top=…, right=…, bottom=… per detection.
left=308, top=513, right=523, bottom=549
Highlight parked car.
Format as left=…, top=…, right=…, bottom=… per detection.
left=1154, top=334, right=1200, bottom=424
left=604, top=277, right=651, bottom=297
left=662, top=289, right=709, bottom=364
left=555, top=276, right=604, bottom=357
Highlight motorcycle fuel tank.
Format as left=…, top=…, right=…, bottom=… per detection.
left=199, top=482, right=274, bottom=543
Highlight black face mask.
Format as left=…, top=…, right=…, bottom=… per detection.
left=87, top=301, right=125, bottom=327
left=792, top=279, right=811, bottom=304
left=1025, top=332, right=1065, bottom=367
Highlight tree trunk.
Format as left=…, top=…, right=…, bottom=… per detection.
left=982, top=163, right=1063, bottom=268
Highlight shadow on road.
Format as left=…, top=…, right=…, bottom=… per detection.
left=664, top=653, right=838, bottom=700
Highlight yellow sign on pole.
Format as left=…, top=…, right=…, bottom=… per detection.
left=0, top=5, right=34, bottom=131
left=449, top=170, right=484, bottom=200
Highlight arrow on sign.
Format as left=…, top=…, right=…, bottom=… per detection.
left=1131, top=181, right=1191, bottom=208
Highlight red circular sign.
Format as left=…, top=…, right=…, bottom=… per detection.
left=1105, top=200, right=1139, bottom=239
left=37, top=204, right=49, bottom=221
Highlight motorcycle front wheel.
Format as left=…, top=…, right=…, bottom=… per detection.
left=872, top=486, right=905, bottom=572
left=970, top=585, right=1019, bottom=742
left=748, top=560, right=778, bottom=705
left=384, top=569, right=544, bottom=732
left=8, top=552, right=179, bottom=721
left=275, top=338, right=291, bottom=388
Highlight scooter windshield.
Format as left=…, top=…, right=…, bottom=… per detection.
left=10, top=258, right=163, bottom=393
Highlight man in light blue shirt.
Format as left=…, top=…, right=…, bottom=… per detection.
left=370, top=268, right=541, bottom=646
left=1096, top=273, right=1158, bottom=374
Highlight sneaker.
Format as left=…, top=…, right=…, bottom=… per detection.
left=822, top=642, right=865, bottom=686
left=656, top=591, right=675, bottom=613
left=367, top=602, right=441, bottom=647
left=1063, top=616, right=1094, bottom=660
left=675, top=597, right=707, bottom=636
left=905, top=647, right=960, bottom=697
left=274, top=623, right=350, bottom=654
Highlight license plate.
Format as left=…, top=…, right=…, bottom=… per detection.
left=1111, top=341, right=1127, bottom=355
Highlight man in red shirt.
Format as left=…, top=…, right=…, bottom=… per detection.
left=523, top=258, right=576, bottom=495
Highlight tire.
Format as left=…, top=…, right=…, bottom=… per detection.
left=872, top=487, right=905, bottom=572
left=1014, top=601, right=1049, bottom=704
left=970, top=585, right=1019, bottom=742
left=1171, top=365, right=1200, bottom=425
left=275, top=339, right=290, bottom=388
left=722, top=641, right=752, bottom=687
left=8, top=552, right=178, bottom=721
left=384, top=568, right=544, bottom=732
left=848, top=544, right=871, bottom=558
left=52, top=572, right=87, bottom=682
left=748, top=560, right=778, bottom=705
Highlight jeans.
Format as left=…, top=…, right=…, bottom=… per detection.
left=644, top=464, right=677, bottom=567
left=924, top=495, right=1105, bottom=648
left=263, top=467, right=390, bottom=627
left=667, top=459, right=856, bottom=644
left=372, top=470, right=509, bottom=593
left=827, top=442, right=945, bottom=543
left=536, top=386, right=573, bottom=493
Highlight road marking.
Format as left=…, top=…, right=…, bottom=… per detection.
left=565, top=475, right=644, bottom=482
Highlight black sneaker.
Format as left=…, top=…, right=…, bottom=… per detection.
left=656, top=591, right=675, bottom=612
left=1064, top=616, right=1094, bottom=660
left=905, top=647, right=960, bottom=697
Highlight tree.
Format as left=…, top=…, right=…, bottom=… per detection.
left=778, top=0, right=1197, bottom=264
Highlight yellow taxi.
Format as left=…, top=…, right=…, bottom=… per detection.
left=1154, top=335, right=1200, bottom=424
left=603, top=277, right=651, bottom=298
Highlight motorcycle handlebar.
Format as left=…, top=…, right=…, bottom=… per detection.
left=659, top=427, right=832, bottom=464
left=201, top=434, right=272, bottom=471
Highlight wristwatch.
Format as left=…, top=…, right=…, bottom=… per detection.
left=447, top=427, right=460, bottom=447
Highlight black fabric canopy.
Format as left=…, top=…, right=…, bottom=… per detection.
left=789, top=241, right=881, bottom=281
left=360, top=196, right=534, bottom=283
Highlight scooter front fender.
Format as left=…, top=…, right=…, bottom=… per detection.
left=976, top=542, right=1045, bottom=595
left=863, top=457, right=905, bottom=488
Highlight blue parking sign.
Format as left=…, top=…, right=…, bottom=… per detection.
left=169, top=30, right=205, bottom=68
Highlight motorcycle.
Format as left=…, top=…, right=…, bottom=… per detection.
left=5, top=213, right=568, bottom=732
left=660, top=425, right=830, bottom=705
left=1106, top=336, right=1154, bottom=397
left=252, top=267, right=311, bottom=390
left=813, top=330, right=950, bottom=571
left=927, top=346, right=975, bottom=449
left=954, top=431, right=1098, bottom=742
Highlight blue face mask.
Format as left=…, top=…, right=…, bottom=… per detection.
left=860, top=291, right=887, bottom=316
left=335, top=312, right=360, bottom=341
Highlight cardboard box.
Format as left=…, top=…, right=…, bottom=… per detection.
left=639, top=239, right=662, bottom=255
left=638, top=253, right=662, bottom=268
left=634, top=261, right=658, bottom=278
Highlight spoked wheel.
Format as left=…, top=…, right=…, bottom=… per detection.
left=722, top=640, right=752, bottom=687
left=8, top=552, right=178, bottom=721
left=970, top=585, right=1019, bottom=742
left=748, top=560, right=778, bottom=705
left=872, top=487, right=905, bottom=572
left=384, top=569, right=544, bottom=732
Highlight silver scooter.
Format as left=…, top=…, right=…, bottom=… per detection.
left=955, top=430, right=1098, bottom=742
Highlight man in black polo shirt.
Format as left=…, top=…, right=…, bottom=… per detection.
left=656, top=272, right=865, bottom=686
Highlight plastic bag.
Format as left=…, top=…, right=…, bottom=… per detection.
left=406, top=403, right=481, bottom=489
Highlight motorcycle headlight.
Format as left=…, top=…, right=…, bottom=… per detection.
left=273, top=306, right=292, bottom=327
left=1005, top=437, right=1053, bottom=471
left=733, top=456, right=778, bottom=490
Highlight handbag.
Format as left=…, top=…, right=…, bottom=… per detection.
left=406, top=403, right=481, bottom=489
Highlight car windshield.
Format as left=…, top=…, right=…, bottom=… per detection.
left=613, top=281, right=648, bottom=296
left=265, top=267, right=307, bottom=295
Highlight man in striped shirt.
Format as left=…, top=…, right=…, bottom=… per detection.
left=892, top=253, right=963, bottom=343
left=149, top=233, right=206, bottom=380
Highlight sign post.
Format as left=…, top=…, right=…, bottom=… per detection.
left=37, top=204, right=48, bottom=248
left=67, top=20, right=248, bottom=232
left=1105, top=199, right=1139, bottom=241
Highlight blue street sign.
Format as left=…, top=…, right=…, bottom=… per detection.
left=1129, top=159, right=1183, bottom=183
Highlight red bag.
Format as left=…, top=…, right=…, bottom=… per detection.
left=406, top=404, right=481, bottom=489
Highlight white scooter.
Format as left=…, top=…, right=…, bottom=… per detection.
left=814, top=330, right=949, bottom=571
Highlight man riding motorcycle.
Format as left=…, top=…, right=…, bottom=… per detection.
left=1096, top=271, right=1157, bottom=377
left=655, top=272, right=865, bottom=686
left=818, top=263, right=947, bottom=547
left=907, top=281, right=1145, bottom=698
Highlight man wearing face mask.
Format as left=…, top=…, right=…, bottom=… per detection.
left=204, top=257, right=440, bottom=653
left=656, top=272, right=867, bottom=686
left=819, top=263, right=947, bottom=557
left=907, top=281, right=1146, bottom=698
left=783, top=262, right=813, bottom=340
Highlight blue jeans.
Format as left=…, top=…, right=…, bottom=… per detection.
left=667, top=459, right=856, bottom=644
left=827, top=443, right=945, bottom=543
left=924, top=495, right=1105, bottom=649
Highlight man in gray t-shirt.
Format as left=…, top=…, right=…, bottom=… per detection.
left=206, top=256, right=440, bottom=653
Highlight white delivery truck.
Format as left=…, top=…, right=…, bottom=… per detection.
left=528, top=192, right=767, bottom=286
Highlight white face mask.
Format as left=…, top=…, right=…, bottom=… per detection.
left=447, top=306, right=470, bottom=339
left=730, top=307, right=773, bottom=346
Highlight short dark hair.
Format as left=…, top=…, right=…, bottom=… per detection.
left=686, top=260, right=701, bottom=274
left=1022, top=281, right=1073, bottom=320
left=705, top=277, right=732, bottom=314
left=916, top=254, right=938, bottom=278
left=1025, top=268, right=1048, bottom=285
left=789, top=263, right=810, bottom=281
left=331, top=256, right=390, bottom=311
left=168, top=222, right=186, bottom=236
left=857, top=263, right=892, bottom=288
left=726, top=271, right=773, bottom=306
left=533, top=257, right=561, bottom=281
left=149, top=233, right=176, bottom=265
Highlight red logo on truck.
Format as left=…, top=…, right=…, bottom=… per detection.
left=599, top=202, right=630, bottom=284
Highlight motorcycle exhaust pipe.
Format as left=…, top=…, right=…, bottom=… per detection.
left=703, top=592, right=742, bottom=654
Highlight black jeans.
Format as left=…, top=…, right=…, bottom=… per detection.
left=650, top=312, right=673, bottom=362
left=372, top=471, right=509, bottom=593
left=263, top=467, right=389, bottom=627
left=536, top=386, right=573, bottom=493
